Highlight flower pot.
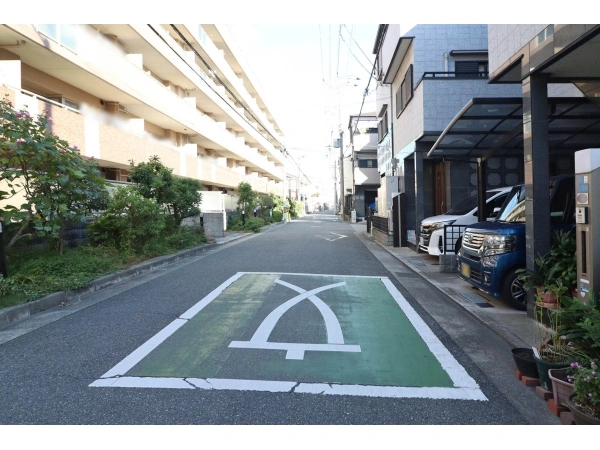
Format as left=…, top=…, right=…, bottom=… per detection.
left=548, top=368, right=573, bottom=406
left=511, top=348, right=539, bottom=378
left=565, top=394, right=600, bottom=425
left=535, top=287, right=557, bottom=307
left=533, top=354, right=570, bottom=391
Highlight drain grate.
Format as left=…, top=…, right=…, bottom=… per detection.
left=462, top=292, right=486, bottom=303
left=409, top=259, right=426, bottom=266
left=394, top=272, right=421, bottom=279
left=461, top=292, right=495, bottom=308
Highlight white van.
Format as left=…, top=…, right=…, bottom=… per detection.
left=418, top=187, right=513, bottom=256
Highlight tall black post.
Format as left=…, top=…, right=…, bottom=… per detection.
left=392, top=195, right=400, bottom=247
left=477, top=158, right=487, bottom=222
left=523, top=74, right=550, bottom=318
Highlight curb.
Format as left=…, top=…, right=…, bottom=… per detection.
left=0, top=231, right=255, bottom=329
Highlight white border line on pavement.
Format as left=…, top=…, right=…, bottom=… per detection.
left=381, top=278, right=483, bottom=392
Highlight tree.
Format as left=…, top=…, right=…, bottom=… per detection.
left=129, top=156, right=203, bottom=228
left=0, top=95, right=109, bottom=253
left=236, top=182, right=256, bottom=219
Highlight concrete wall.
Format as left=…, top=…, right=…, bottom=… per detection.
left=202, top=212, right=225, bottom=238
left=372, top=227, right=393, bottom=246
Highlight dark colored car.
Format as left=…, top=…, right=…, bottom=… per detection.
left=457, top=176, right=575, bottom=310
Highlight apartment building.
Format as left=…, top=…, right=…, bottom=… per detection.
left=347, top=114, right=379, bottom=219
left=372, top=24, right=521, bottom=247
left=0, top=24, right=286, bottom=200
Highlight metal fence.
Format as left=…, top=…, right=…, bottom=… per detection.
left=371, top=215, right=389, bottom=234
left=443, top=224, right=469, bottom=254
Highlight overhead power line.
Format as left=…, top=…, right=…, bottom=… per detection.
left=342, top=24, right=373, bottom=67
left=339, top=29, right=372, bottom=75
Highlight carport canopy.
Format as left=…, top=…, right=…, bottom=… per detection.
left=427, top=97, right=600, bottom=161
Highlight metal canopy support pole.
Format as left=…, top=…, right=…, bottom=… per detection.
left=523, top=74, right=550, bottom=317
left=414, top=151, right=425, bottom=245
left=477, top=157, right=487, bottom=222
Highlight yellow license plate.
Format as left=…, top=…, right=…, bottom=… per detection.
left=461, top=263, right=471, bottom=278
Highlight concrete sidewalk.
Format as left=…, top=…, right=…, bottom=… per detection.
left=351, top=222, right=538, bottom=351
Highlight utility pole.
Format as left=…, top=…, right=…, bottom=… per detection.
left=332, top=147, right=338, bottom=214
left=282, top=148, right=287, bottom=223
left=339, top=130, right=344, bottom=220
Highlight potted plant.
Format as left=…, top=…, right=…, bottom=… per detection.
left=531, top=298, right=574, bottom=391
left=549, top=291, right=600, bottom=412
left=511, top=348, right=539, bottom=379
left=548, top=367, right=574, bottom=407
left=565, top=360, right=600, bottom=425
left=517, top=230, right=577, bottom=304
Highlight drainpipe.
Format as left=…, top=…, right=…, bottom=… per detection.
left=444, top=52, right=449, bottom=75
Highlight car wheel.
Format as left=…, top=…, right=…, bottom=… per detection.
left=501, top=268, right=527, bottom=311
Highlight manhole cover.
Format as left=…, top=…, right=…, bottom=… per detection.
left=395, top=272, right=421, bottom=279
left=409, top=259, right=426, bottom=266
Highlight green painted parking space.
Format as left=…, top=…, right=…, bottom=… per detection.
left=92, top=273, right=486, bottom=400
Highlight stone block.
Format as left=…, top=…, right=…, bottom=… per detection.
left=536, top=385, right=554, bottom=400
left=547, top=399, right=568, bottom=416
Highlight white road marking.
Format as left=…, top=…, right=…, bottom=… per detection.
left=91, top=273, right=486, bottom=401
left=90, top=377, right=194, bottom=389
left=90, top=377, right=486, bottom=400
left=275, top=279, right=345, bottom=344
left=228, top=280, right=361, bottom=360
left=99, top=319, right=188, bottom=379
left=98, top=273, right=245, bottom=379
left=381, top=278, right=483, bottom=392
left=315, top=232, right=347, bottom=242
left=228, top=342, right=362, bottom=360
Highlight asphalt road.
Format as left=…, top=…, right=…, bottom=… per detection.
left=0, top=211, right=559, bottom=425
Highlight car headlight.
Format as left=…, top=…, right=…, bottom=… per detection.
left=430, top=220, right=456, bottom=230
left=482, top=235, right=515, bottom=256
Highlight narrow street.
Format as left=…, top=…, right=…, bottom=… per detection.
left=0, top=212, right=559, bottom=425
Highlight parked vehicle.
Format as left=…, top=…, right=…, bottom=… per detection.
left=419, top=187, right=512, bottom=256
left=457, top=176, right=575, bottom=310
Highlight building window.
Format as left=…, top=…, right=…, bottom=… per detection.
left=378, top=110, right=388, bottom=143
left=37, top=24, right=78, bottom=53
left=396, top=65, right=413, bottom=117
left=455, top=60, right=488, bottom=78
left=358, top=159, right=377, bottom=168
left=535, top=25, right=554, bottom=47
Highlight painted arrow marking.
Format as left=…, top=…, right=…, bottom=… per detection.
left=316, top=232, right=347, bottom=242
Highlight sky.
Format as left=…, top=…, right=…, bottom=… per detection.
left=226, top=24, right=379, bottom=199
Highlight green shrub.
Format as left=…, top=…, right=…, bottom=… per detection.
left=227, top=216, right=244, bottom=231
left=0, top=245, right=126, bottom=300
left=272, top=210, right=283, bottom=222
left=88, top=186, right=166, bottom=252
left=245, top=217, right=265, bottom=233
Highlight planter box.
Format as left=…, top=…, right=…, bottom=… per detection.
left=548, top=368, right=573, bottom=407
